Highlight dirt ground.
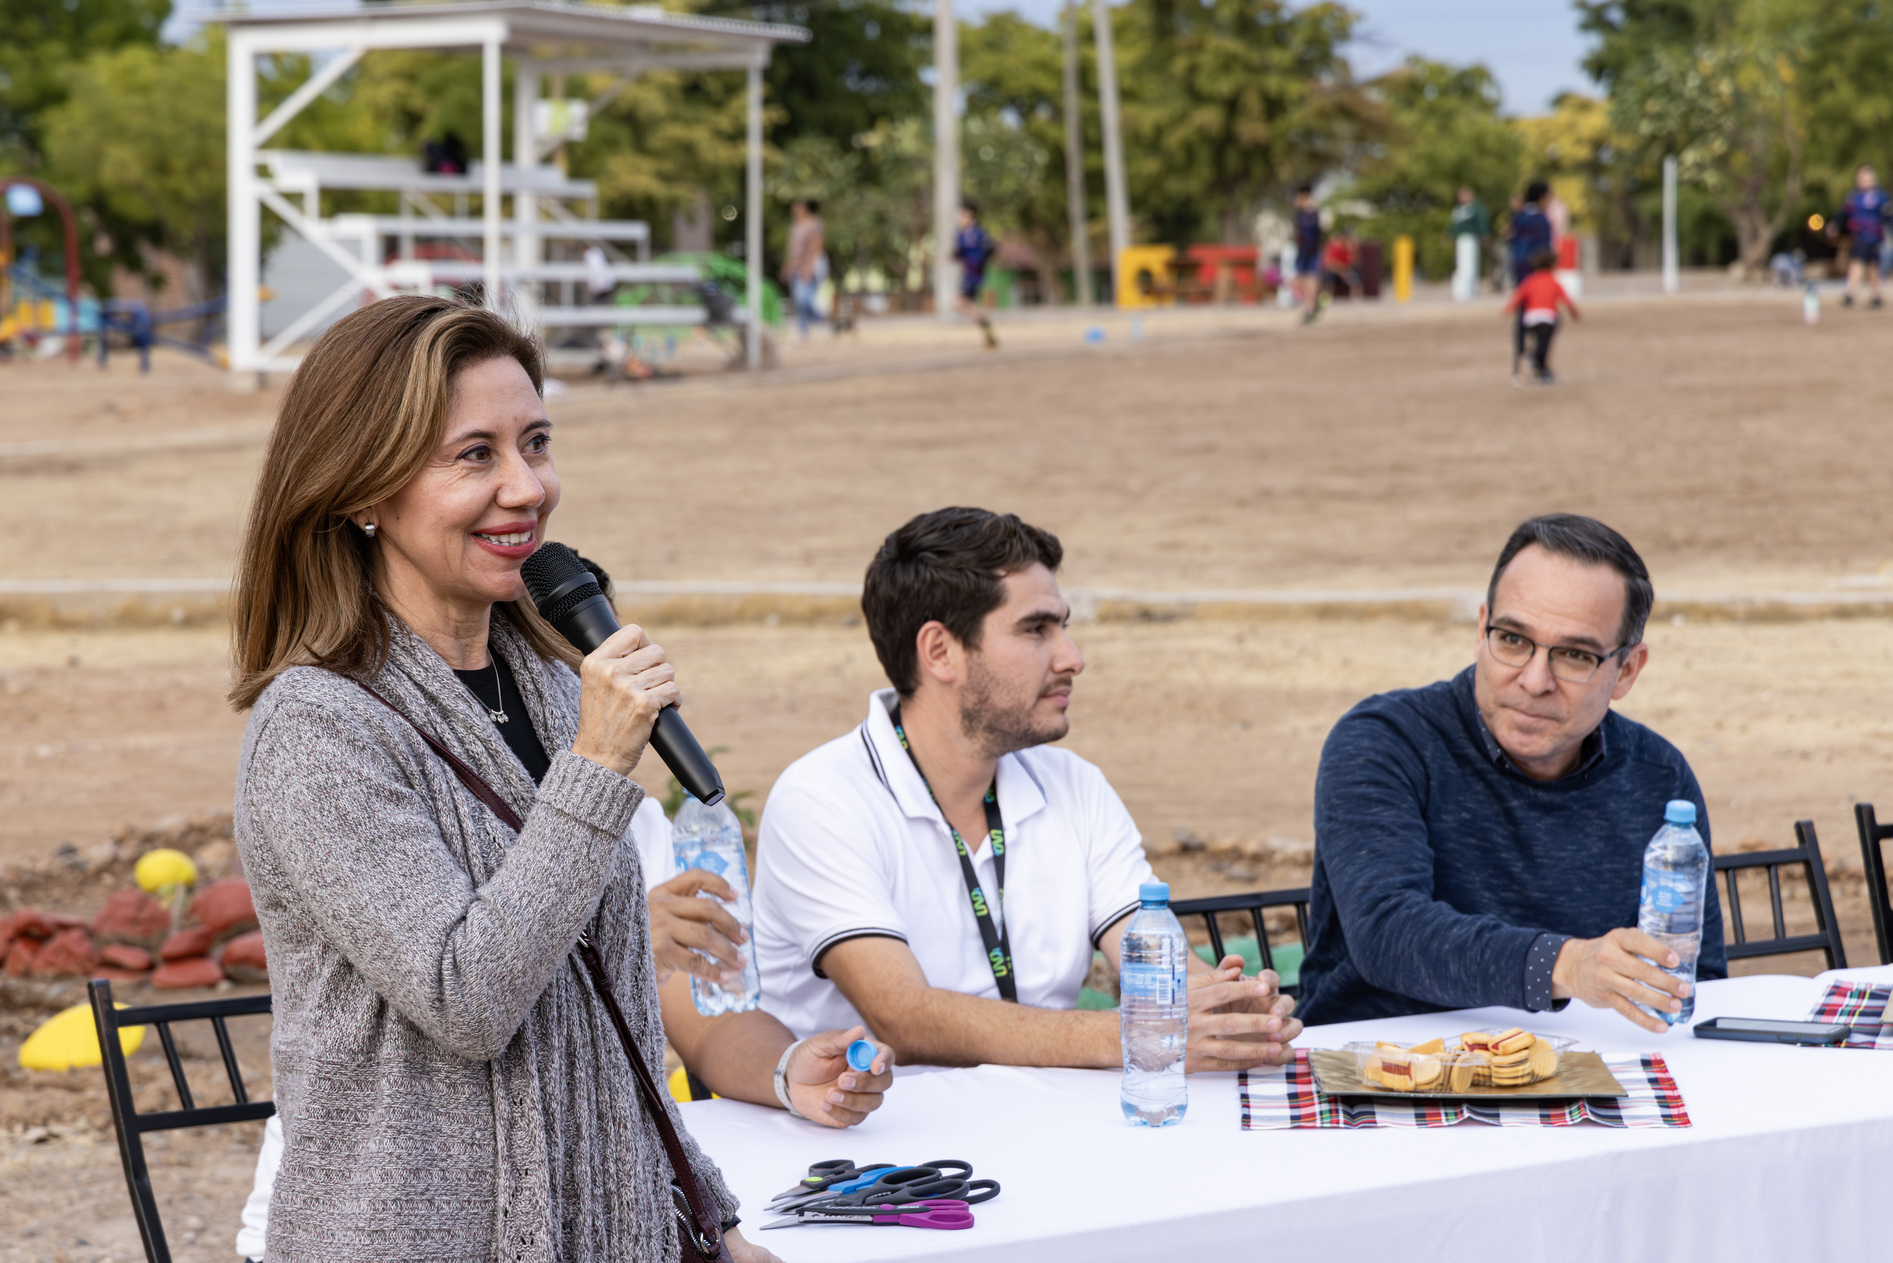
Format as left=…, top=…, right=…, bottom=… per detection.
left=8, top=293, right=1893, bottom=593
left=5, top=292, right=1893, bottom=1259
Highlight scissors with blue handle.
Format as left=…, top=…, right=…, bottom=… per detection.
left=768, top=1159, right=896, bottom=1206
left=787, top=1169, right=998, bottom=1214
left=760, top=1199, right=975, bottom=1231
left=770, top=1165, right=943, bottom=1213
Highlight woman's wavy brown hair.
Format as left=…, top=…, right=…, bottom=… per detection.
left=229, top=295, right=578, bottom=709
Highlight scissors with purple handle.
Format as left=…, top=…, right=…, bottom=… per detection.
left=761, top=1199, right=975, bottom=1231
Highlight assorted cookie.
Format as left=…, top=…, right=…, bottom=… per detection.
left=1358, top=1027, right=1567, bottom=1093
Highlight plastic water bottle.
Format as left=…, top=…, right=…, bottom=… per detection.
left=670, top=795, right=762, bottom=1016
left=1119, top=881, right=1189, bottom=1126
left=1804, top=282, right=1821, bottom=325
left=1636, top=800, right=1710, bottom=1026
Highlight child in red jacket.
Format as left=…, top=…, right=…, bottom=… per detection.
left=1504, top=249, right=1580, bottom=384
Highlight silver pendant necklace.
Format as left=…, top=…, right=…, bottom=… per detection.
left=482, top=657, right=508, bottom=725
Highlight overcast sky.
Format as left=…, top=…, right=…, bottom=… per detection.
left=175, top=0, right=1596, bottom=116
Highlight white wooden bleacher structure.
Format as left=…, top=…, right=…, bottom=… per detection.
left=215, top=1, right=809, bottom=375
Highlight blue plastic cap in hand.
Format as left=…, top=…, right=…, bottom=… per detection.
left=1664, top=800, right=1697, bottom=825
left=1139, top=881, right=1170, bottom=905
left=846, top=1039, right=877, bottom=1073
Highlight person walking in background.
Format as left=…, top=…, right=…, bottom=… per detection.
left=1829, top=164, right=1888, bottom=309
left=953, top=201, right=999, bottom=349
left=1292, top=184, right=1324, bottom=324
left=1448, top=186, right=1490, bottom=302
left=780, top=199, right=829, bottom=340
left=1505, top=182, right=1554, bottom=374
left=1504, top=249, right=1580, bottom=384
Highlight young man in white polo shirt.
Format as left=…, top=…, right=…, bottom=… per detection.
left=752, top=507, right=1301, bottom=1070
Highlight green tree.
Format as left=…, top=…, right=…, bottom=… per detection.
left=1117, top=0, right=1372, bottom=244
left=963, top=11, right=1075, bottom=297
left=0, top=0, right=169, bottom=167
left=1350, top=57, right=1524, bottom=278
left=1776, top=0, right=1893, bottom=226
left=744, top=0, right=929, bottom=147
left=42, top=33, right=226, bottom=299
left=1582, top=0, right=1810, bottom=274
left=569, top=67, right=760, bottom=253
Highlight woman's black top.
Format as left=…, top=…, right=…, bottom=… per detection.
left=454, top=653, right=551, bottom=783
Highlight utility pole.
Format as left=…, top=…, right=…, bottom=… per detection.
left=1061, top=1, right=1092, bottom=306
left=1091, top=0, right=1129, bottom=306
left=933, top=0, right=960, bottom=322
left=1661, top=154, right=1679, bottom=295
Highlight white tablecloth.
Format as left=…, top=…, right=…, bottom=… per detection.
left=681, top=967, right=1893, bottom=1263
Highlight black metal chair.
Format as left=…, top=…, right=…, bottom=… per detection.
left=1855, top=803, right=1893, bottom=965
left=1712, top=821, right=1848, bottom=970
left=1170, top=887, right=1311, bottom=998
left=88, top=979, right=275, bottom=1263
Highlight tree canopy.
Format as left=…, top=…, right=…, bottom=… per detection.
left=7, top=0, right=1880, bottom=304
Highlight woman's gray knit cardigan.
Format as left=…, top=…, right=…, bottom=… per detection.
left=235, top=614, right=737, bottom=1263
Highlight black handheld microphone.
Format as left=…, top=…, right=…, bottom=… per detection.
left=521, top=542, right=725, bottom=806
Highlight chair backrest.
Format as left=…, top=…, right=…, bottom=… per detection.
left=1169, top=887, right=1311, bottom=997
left=1855, top=803, right=1893, bottom=966
left=89, top=979, right=275, bottom=1263
left=1712, top=821, right=1848, bottom=971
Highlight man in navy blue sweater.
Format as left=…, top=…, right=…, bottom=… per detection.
left=1301, top=515, right=1726, bottom=1033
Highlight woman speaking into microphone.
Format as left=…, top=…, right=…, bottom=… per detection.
left=228, top=296, right=808, bottom=1263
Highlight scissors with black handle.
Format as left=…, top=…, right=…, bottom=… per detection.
left=782, top=1165, right=998, bottom=1215
left=768, top=1159, right=896, bottom=1207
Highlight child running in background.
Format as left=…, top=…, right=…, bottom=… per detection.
left=953, top=200, right=999, bottom=348
left=1829, top=163, right=1889, bottom=308
left=1504, top=248, right=1579, bottom=384
left=1292, top=185, right=1324, bottom=324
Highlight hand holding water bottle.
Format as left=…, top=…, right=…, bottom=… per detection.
left=1551, top=799, right=1707, bottom=1034
left=647, top=867, right=747, bottom=989
left=1551, top=927, right=1692, bottom=1033
left=670, top=795, right=764, bottom=1015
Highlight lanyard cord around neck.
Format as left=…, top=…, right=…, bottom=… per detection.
left=889, top=705, right=1017, bottom=1002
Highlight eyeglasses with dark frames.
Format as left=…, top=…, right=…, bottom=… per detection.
left=1483, top=622, right=1634, bottom=684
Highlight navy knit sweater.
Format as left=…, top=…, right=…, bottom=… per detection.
left=1299, top=666, right=1727, bottom=1026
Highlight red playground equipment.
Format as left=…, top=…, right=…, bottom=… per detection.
left=0, top=177, right=83, bottom=365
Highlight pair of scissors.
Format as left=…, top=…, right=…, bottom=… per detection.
left=787, top=1167, right=999, bottom=1216
left=768, top=1159, right=895, bottom=1205
left=771, top=1163, right=956, bottom=1214
left=761, top=1199, right=975, bottom=1231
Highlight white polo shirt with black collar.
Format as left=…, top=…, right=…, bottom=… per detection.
left=752, top=688, right=1154, bottom=1039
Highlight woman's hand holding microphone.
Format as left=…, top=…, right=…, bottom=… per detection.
left=571, top=624, right=677, bottom=778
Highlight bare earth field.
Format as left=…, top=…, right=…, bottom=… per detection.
left=4, top=292, right=1893, bottom=1260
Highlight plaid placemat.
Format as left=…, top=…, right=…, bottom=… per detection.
left=1807, top=982, right=1893, bottom=1050
left=1239, top=1050, right=1690, bottom=1129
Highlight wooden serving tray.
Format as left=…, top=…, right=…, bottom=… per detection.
left=1308, top=1049, right=1629, bottom=1100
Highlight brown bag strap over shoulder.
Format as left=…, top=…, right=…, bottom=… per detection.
left=353, top=682, right=733, bottom=1263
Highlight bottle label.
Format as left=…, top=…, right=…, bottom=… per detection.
left=684, top=849, right=729, bottom=878
left=1120, top=958, right=1184, bottom=1005
left=1640, top=869, right=1701, bottom=931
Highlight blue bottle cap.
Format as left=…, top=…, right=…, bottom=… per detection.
left=845, top=1039, right=877, bottom=1073
left=1139, top=881, right=1170, bottom=905
left=1664, top=800, right=1697, bottom=825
